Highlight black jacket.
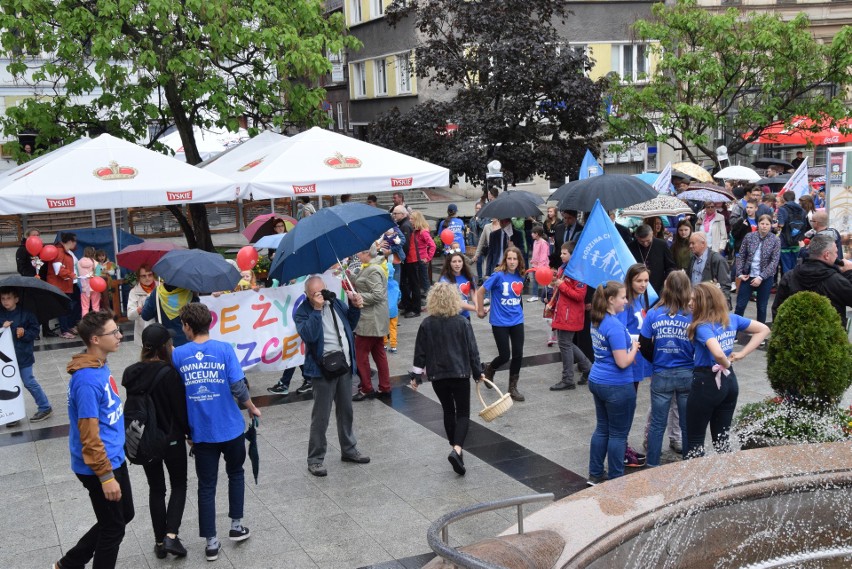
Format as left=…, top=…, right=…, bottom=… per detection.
left=121, top=361, right=189, bottom=442
left=487, top=227, right=524, bottom=274
left=628, top=238, right=676, bottom=294
left=772, top=258, right=852, bottom=326
left=15, top=239, right=46, bottom=278
left=549, top=221, right=584, bottom=267
left=413, top=315, right=482, bottom=382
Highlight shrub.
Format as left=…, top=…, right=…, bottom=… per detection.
left=767, top=291, right=852, bottom=406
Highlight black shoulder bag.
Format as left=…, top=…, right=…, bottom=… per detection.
left=320, top=305, right=349, bottom=378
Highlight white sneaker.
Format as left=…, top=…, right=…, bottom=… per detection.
left=730, top=282, right=737, bottom=291
left=527, top=296, right=539, bottom=302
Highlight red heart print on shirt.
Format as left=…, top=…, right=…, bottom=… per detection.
left=510, top=281, right=523, bottom=296
left=459, top=282, right=471, bottom=295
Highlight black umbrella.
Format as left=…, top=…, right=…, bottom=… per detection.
left=755, top=174, right=792, bottom=189
left=476, top=190, right=545, bottom=219
left=753, top=157, right=793, bottom=170
left=152, top=249, right=241, bottom=293
left=245, top=417, right=259, bottom=484
left=551, top=175, right=658, bottom=212
left=0, top=276, right=70, bottom=322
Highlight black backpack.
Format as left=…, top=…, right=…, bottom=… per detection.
left=781, top=204, right=806, bottom=245
left=124, top=366, right=171, bottom=465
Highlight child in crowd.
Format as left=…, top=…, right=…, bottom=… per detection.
left=528, top=225, right=550, bottom=303
left=547, top=243, right=592, bottom=391
left=0, top=288, right=53, bottom=427
left=94, top=250, right=117, bottom=312
left=386, top=262, right=400, bottom=353
left=237, top=270, right=257, bottom=291
left=77, top=247, right=100, bottom=316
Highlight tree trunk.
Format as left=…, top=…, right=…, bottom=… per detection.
left=163, top=78, right=215, bottom=251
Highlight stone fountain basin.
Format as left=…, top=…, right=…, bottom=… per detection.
left=502, top=442, right=852, bottom=568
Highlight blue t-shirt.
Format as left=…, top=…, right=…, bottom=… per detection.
left=483, top=271, right=524, bottom=327
left=590, top=314, right=633, bottom=385
left=173, top=339, right=246, bottom=443
left=438, top=217, right=467, bottom=253
left=68, top=366, right=125, bottom=476
left=440, top=274, right=472, bottom=319
left=617, top=297, right=652, bottom=381
left=640, top=306, right=694, bottom=372
left=693, top=314, right=751, bottom=368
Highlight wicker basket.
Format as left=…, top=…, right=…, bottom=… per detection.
left=476, top=379, right=513, bottom=422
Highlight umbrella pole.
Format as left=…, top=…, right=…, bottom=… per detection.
left=155, top=278, right=163, bottom=324
left=109, top=209, right=125, bottom=316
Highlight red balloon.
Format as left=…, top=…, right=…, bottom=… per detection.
left=440, top=229, right=455, bottom=245
left=236, top=246, right=259, bottom=271
left=89, top=276, right=107, bottom=293
left=803, top=238, right=811, bottom=246
left=459, top=281, right=471, bottom=295
left=25, top=236, right=43, bottom=256
left=534, top=267, right=554, bottom=287
left=39, top=244, right=58, bottom=262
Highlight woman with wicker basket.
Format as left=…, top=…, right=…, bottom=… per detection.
left=410, top=282, right=486, bottom=475
left=586, top=280, right=640, bottom=486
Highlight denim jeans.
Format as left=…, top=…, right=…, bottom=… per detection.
left=193, top=434, right=246, bottom=538
left=588, top=381, right=637, bottom=479
left=686, top=367, right=739, bottom=458
left=646, top=367, right=691, bottom=467
left=780, top=250, right=798, bottom=274
left=20, top=366, right=51, bottom=412
left=734, top=275, right=773, bottom=324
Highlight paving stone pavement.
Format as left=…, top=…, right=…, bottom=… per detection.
left=0, top=280, right=795, bottom=569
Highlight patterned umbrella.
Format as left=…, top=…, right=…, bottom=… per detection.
left=685, top=182, right=733, bottom=199
left=672, top=162, right=714, bottom=183
left=621, top=195, right=693, bottom=217
left=678, top=189, right=734, bottom=203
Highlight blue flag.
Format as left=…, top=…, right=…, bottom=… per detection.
left=579, top=149, right=603, bottom=180
left=565, top=200, right=658, bottom=304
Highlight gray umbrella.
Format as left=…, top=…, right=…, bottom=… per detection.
left=476, top=190, right=544, bottom=219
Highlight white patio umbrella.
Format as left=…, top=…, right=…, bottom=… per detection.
left=714, top=165, right=762, bottom=182
left=158, top=125, right=250, bottom=162
left=621, top=195, right=694, bottom=218
left=203, top=126, right=449, bottom=198
left=0, top=133, right=239, bottom=213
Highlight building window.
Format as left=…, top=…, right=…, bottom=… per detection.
left=349, top=0, right=362, bottom=24
left=612, top=43, right=649, bottom=83
left=371, top=0, right=384, bottom=18
left=353, top=62, right=366, bottom=97
left=375, top=58, right=387, bottom=96
left=397, top=52, right=412, bottom=93
left=327, top=106, right=334, bottom=126
left=337, top=103, right=345, bottom=131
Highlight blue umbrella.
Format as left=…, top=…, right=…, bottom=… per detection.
left=152, top=249, right=241, bottom=293
left=268, top=203, right=395, bottom=283
left=253, top=234, right=284, bottom=250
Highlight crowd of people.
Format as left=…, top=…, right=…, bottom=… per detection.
left=5, top=179, right=851, bottom=566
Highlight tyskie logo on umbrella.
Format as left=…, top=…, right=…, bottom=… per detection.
left=46, top=197, right=76, bottom=208
left=93, top=161, right=138, bottom=180
left=391, top=177, right=413, bottom=187
left=167, top=191, right=193, bottom=201
left=293, top=184, right=317, bottom=194
left=324, top=152, right=361, bottom=169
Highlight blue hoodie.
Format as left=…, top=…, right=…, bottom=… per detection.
left=0, top=306, right=39, bottom=368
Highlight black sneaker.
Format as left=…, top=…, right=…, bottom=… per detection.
left=154, top=543, right=167, bottom=559
left=587, top=474, right=607, bottom=486
left=205, top=543, right=220, bottom=562
left=5, top=420, right=20, bottom=429
left=30, top=408, right=53, bottom=422
left=163, top=535, right=187, bottom=557
left=229, top=526, right=250, bottom=542
left=267, top=382, right=289, bottom=395
left=578, top=371, right=590, bottom=385
left=295, top=381, right=313, bottom=395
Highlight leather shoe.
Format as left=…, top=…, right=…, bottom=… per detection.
left=448, top=450, right=466, bottom=475
left=403, top=311, right=420, bottom=318
left=375, top=390, right=391, bottom=399
left=549, top=381, right=576, bottom=391
left=577, top=371, right=590, bottom=385
left=42, top=330, right=59, bottom=338
left=308, top=463, right=327, bottom=477
left=341, top=451, right=370, bottom=464
left=352, top=391, right=374, bottom=401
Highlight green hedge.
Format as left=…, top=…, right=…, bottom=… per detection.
left=767, top=291, right=852, bottom=406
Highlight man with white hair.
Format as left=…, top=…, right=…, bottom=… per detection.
left=688, top=232, right=731, bottom=303
left=804, top=211, right=845, bottom=262
left=294, top=275, right=370, bottom=477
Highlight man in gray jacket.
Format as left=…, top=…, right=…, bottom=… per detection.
left=688, top=232, right=731, bottom=305
left=351, top=250, right=391, bottom=400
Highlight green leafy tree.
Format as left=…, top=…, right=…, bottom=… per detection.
left=606, top=0, right=852, bottom=169
left=0, top=0, right=360, bottom=250
left=370, top=0, right=604, bottom=188
left=767, top=291, right=852, bottom=406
